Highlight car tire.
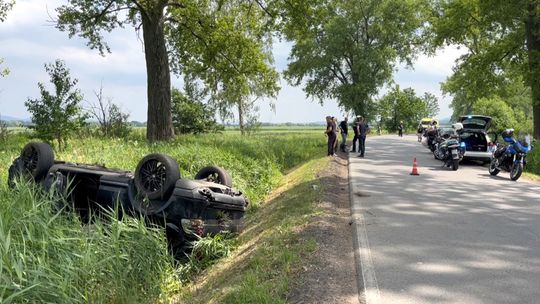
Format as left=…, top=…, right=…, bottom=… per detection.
left=510, top=163, right=523, bottom=181
left=195, top=165, right=233, bottom=188
left=19, top=141, right=55, bottom=181
left=489, top=158, right=500, bottom=176
left=134, top=153, right=181, bottom=200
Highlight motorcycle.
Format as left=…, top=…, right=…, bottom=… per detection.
left=434, top=134, right=465, bottom=171
left=489, top=129, right=532, bottom=181
left=425, top=128, right=438, bottom=152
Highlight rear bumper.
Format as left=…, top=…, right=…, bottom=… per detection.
left=463, top=151, right=492, bottom=161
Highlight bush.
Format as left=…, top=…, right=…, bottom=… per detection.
left=25, top=60, right=88, bottom=150
left=171, top=88, right=223, bottom=134
left=526, top=140, right=540, bottom=175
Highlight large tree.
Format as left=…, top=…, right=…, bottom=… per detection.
left=429, top=0, right=540, bottom=138
left=56, top=0, right=275, bottom=142
left=168, top=1, right=279, bottom=135
left=281, top=0, right=428, bottom=119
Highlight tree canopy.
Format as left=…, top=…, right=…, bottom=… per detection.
left=377, top=86, right=440, bottom=131
left=282, top=0, right=428, bottom=119
left=56, top=0, right=277, bottom=142
left=428, top=0, right=540, bottom=137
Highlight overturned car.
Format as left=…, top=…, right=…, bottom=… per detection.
left=7, top=142, right=248, bottom=257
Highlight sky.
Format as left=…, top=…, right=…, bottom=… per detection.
left=0, top=0, right=466, bottom=123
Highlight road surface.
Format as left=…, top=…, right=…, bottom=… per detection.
left=349, top=135, right=540, bottom=304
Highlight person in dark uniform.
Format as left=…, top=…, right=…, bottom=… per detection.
left=339, top=117, right=349, bottom=152
left=357, top=116, right=369, bottom=158
left=351, top=116, right=360, bottom=152
left=398, top=121, right=404, bottom=137
left=325, top=116, right=337, bottom=156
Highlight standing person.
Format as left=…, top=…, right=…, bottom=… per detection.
left=339, top=116, right=349, bottom=152
left=332, top=117, right=339, bottom=153
left=358, top=116, right=369, bottom=158
left=398, top=121, right=404, bottom=137
left=325, top=116, right=337, bottom=156
left=351, top=116, right=360, bottom=152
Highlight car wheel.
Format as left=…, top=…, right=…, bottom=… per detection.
left=195, top=165, right=233, bottom=188
left=510, top=163, right=523, bottom=181
left=134, top=153, right=180, bottom=200
left=19, top=142, right=55, bottom=181
left=489, top=158, right=500, bottom=176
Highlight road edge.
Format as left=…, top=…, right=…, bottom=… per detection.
left=348, top=154, right=381, bottom=304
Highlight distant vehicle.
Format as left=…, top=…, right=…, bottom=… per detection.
left=419, top=118, right=438, bottom=129
left=458, top=115, right=494, bottom=163
left=8, top=142, right=248, bottom=257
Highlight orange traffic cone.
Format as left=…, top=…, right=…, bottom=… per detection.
left=410, top=158, right=419, bottom=176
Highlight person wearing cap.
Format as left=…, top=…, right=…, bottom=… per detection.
left=325, top=116, right=337, bottom=156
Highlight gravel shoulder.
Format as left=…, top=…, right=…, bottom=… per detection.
left=288, top=151, right=360, bottom=304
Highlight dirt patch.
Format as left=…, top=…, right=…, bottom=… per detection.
left=287, top=151, right=360, bottom=304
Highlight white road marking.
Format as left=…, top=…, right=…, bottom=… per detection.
left=349, top=156, right=381, bottom=304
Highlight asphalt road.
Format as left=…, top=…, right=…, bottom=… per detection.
left=349, top=135, right=540, bottom=304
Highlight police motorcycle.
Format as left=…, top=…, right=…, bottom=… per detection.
left=433, top=123, right=466, bottom=171
left=489, top=129, right=533, bottom=181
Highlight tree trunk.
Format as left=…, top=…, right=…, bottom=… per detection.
left=526, top=0, right=540, bottom=139
left=142, top=5, right=174, bottom=142
left=238, top=101, right=245, bottom=135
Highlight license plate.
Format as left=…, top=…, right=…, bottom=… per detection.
left=451, top=150, right=459, bottom=159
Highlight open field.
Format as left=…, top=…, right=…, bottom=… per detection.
left=0, top=130, right=327, bottom=303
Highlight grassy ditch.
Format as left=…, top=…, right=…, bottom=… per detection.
left=0, top=131, right=327, bottom=303
left=175, top=157, right=329, bottom=303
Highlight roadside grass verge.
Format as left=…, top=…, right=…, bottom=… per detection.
left=175, top=157, right=329, bottom=303
left=0, top=131, right=326, bottom=302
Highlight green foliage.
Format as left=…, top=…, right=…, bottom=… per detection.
left=526, top=140, right=540, bottom=176
left=0, top=182, right=179, bottom=303
left=377, top=86, right=440, bottom=131
left=169, top=1, right=280, bottom=133
left=25, top=60, right=88, bottom=150
left=178, top=233, right=237, bottom=283
left=428, top=0, right=540, bottom=137
left=55, top=0, right=279, bottom=142
left=472, top=96, right=518, bottom=132
left=171, top=85, right=223, bottom=135
left=282, top=0, right=429, bottom=118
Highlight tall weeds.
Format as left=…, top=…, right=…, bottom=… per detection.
left=0, top=182, right=179, bottom=303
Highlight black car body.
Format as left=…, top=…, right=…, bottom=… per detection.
left=458, top=115, right=494, bottom=162
left=7, top=142, right=248, bottom=256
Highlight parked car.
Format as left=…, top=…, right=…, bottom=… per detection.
left=457, top=115, right=494, bottom=163
left=7, top=142, right=249, bottom=258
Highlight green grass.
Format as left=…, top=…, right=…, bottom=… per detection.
left=175, top=157, right=329, bottom=304
left=0, top=130, right=326, bottom=303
